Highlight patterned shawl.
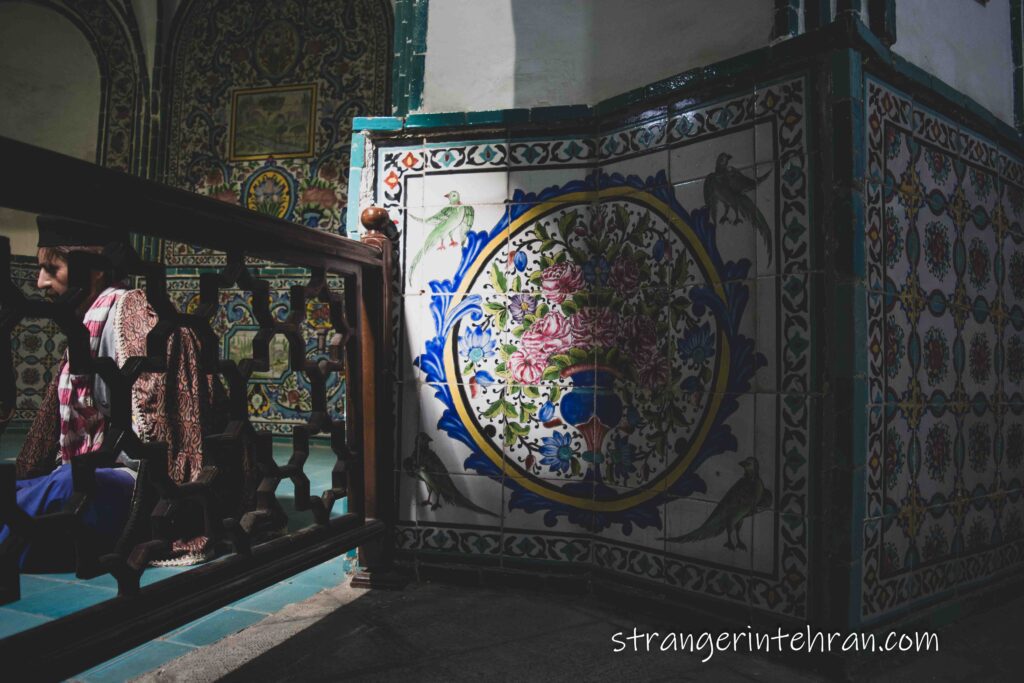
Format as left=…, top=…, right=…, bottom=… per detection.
left=57, top=286, right=125, bottom=462
left=17, top=289, right=257, bottom=564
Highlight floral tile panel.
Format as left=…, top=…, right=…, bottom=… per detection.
left=379, top=77, right=811, bottom=618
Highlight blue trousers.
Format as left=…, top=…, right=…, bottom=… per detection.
left=0, top=464, right=135, bottom=572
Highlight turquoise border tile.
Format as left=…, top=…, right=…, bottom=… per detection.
left=164, top=608, right=264, bottom=648
left=0, top=607, right=50, bottom=638
left=13, top=582, right=115, bottom=619
left=352, top=116, right=404, bottom=131
left=39, top=571, right=120, bottom=591
left=406, top=112, right=466, bottom=128
left=350, top=132, right=366, bottom=168
left=231, top=580, right=323, bottom=615
left=465, top=110, right=509, bottom=125
left=290, top=558, right=348, bottom=589
left=78, top=640, right=194, bottom=683
left=139, top=566, right=187, bottom=588
left=14, top=574, right=57, bottom=597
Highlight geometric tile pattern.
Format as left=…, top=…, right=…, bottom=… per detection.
left=378, top=77, right=814, bottom=618
left=862, top=77, right=1024, bottom=622
left=7, top=256, right=65, bottom=426
left=165, top=271, right=347, bottom=435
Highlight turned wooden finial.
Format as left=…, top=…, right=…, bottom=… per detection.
left=360, top=206, right=394, bottom=245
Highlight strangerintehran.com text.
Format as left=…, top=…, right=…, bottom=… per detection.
left=611, top=626, right=939, bottom=662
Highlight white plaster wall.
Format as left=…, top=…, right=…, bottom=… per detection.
left=893, top=0, right=1014, bottom=124
left=421, top=0, right=774, bottom=112
left=0, top=3, right=101, bottom=255
left=586, top=0, right=774, bottom=103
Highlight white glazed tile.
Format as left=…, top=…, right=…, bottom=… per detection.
left=916, top=214, right=956, bottom=298
left=672, top=179, right=756, bottom=281
left=600, top=148, right=670, bottom=190
left=669, top=124, right=754, bottom=186
left=916, top=305, right=958, bottom=398
left=749, top=506, right=782, bottom=574
left=961, top=313, right=998, bottom=398
left=960, top=411, right=998, bottom=494
left=752, top=160, right=780, bottom=279
left=405, top=203, right=509, bottom=294
left=502, top=471, right=595, bottom=535
left=422, top=169, right=509, bottom=209
left=753, top=119, right=778, bottom=167
left=754, top=275, right=781, bottom=394
left=405, top=471, right=504, bottom=528
left=662, top=495, right=753, bottom=570
left=594, top=484, right=667, bottom=555
left=507, top=166, right=596, bottom=204
left=916, top=409, right=957, bottom=502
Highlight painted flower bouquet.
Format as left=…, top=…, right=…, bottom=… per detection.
left=457, top=202, right=716, bottom=484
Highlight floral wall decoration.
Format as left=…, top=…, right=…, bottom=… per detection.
left=380, top=77, right=814, bottom=617
left=861, top=77, right=1024, bottom=623
left=415, top=174, right=765, bottom=532
left=158, top=0, right=389, bottom=430
left=163, top=0, right=390, bottom=266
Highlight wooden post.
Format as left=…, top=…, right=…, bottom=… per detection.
left=352, top=206, right=407, bottom=590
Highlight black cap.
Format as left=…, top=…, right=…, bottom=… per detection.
left=37, top=215, right=126, bottom=248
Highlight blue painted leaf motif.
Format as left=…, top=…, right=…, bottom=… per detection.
left=513, top=250, right=528, bottom=272
left=653, top=239, right=666, bottom=262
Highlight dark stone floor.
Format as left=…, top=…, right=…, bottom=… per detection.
left=139, top=578, right=1024, bottom=682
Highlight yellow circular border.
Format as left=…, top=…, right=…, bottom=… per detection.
left=444, top=187, right=731, bottom=512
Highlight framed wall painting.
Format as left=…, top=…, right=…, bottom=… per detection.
left=229, top=83, right=317, bottom=161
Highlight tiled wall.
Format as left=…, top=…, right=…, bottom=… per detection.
left=8, top=256, right=65, bottom=425
left=372, top=77, right=816, bottom=619
left=156, top=0, right=389, bottom=433
left=859, top=76, right=1024, bottom=624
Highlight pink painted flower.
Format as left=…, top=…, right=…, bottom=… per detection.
left=622, top=315, right=657, bottom=356
left=508, top=350, right=544, bottom=384
left=541, top=262, right=584, bottom=304
left=211, top=189, right=238, bottom=205
left=634, top=354, right=668, bottom=389
left=520, top=311, right=572, bottom=363
left=610, top=256, right=641, bottom=293
left=301, top=186, right=339, bottom=209
left=569, top=308, right=619, bottom=349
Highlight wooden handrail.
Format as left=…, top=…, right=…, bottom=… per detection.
left=0, top=136, right=383, bottom=268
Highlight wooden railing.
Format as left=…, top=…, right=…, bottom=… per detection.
left=0, top=136, right=398, bottom=680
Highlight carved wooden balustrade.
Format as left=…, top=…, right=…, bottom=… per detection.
left=0, top=136, right=398, bottom=680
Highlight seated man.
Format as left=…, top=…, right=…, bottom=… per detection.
left=1, top=215, right=253, bottom=570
